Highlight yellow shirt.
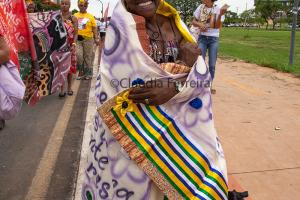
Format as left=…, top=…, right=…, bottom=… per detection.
left=74, top=12, right=96, bottom=38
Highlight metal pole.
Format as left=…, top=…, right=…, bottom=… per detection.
left=289, top=0, right=299, bottom=65
left=244, top=2, right=248, bottom=27
left=97, top=0, right=104, bottom=18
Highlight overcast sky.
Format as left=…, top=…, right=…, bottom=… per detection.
left=70, top=0, right=255, bottom=18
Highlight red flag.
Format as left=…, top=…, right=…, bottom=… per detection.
left=104, top=3, right=110, bottom=23
left=0, top=0, right=37, bottom=70
left=0, top=0, right=39, bottom=106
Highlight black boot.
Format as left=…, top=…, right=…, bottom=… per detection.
left=0, top=119, right=5, bottom=130
left=228, top=190, right=249, bottom=200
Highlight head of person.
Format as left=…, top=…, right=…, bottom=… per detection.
left=202, top=0, right=217, bottom=7
left=26, top=0, right=36, bottom=13
left=101, top=18, right=104, bottom=22
left=78, top=0, right=88, bottom=13
left=60, top=0, right=71, bottom=13
left=124, top=0, right=161, bottom=19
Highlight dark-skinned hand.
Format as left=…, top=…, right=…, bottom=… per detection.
left=128, top=79, right=178, bottom=106
left=177, top=41, right=201, bottom=67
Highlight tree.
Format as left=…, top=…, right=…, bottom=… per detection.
left=34, top=0, right=60, bottom=12
left=72, top=9, right=79, bottom=15
left=255, top=0, right=285, bottom=29
left=167, top=0, right=200, bottom=23
left=283, top=0, right=299, bottom=25
left=240, top=9, right=256, bottom=25
left=224, top=11, right=240, bottom=25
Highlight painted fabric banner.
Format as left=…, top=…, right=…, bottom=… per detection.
left=0, top=0, right=39, bottom=105
left=28, top=11, right=71, bottom=100
left=81, top=1, right=228, bottom=200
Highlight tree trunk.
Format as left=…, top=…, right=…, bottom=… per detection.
left=272, top=19, right=276, bottom=30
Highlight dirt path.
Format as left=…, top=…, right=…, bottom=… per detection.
left=213, top=59, right=300, bottom=200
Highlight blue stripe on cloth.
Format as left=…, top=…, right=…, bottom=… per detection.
left=125, top=113, right=208, bottom=200
left=155, top=106, right=228, bottom=188
left=137, top=104, right=226, bottom=200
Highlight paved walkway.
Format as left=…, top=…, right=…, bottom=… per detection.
left=0, top=74, right=90, bottom=200
left=74, top=48, right=100, bottom=200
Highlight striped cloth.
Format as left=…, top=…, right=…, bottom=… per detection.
left=99, top=99, right=228, bottom=200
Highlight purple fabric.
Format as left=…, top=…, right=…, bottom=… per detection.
left=0, top=61, right=25, bottom=120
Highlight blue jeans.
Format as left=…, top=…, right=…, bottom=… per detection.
left=198, top=35, right=219, bottom=80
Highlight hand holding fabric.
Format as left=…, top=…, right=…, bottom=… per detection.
left=128, top=79, right=178, bottom=106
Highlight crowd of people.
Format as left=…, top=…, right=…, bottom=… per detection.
left=0, top=0, right=109, bottom=130
left=1, top=0, right=248, bottom=199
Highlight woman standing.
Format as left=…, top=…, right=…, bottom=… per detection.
left=80, top=0, right=233, bottom=199
left=192, top=0, right=228, bottom=94
left=74, top=0, right=100, bottom=80
left=59, top=0, right=78, bottom=97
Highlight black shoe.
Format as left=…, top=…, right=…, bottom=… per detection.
left=67, top=90, right=74, bottom=96
left=0, top=120, right=5, bottom=130
left=59, top=92, right=66, bottom=98
left=228, top=190, right=249, bottom=200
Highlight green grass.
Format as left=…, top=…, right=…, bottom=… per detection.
left=219, top=28, right=300, bottom=76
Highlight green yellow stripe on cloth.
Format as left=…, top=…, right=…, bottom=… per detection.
left=111, top=103, right=228, bottom=199
left=147, top=106, right=228, bottom=195
left=130, top=108, right=219, bottom=200
left=111, top=109, right=191, bottom=199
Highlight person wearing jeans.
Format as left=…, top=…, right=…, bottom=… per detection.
left=198, top=35, right=219, bottom=80
left=192, top=0, right=227, bottom=94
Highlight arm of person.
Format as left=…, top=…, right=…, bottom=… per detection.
left=91, top=17, right=100, bottom=45
left=129, top=41, right=203, bottom=106
left=0, top=36, right=10, bottom=65
left=214, top=13, right=225, bottom=29
left=72, top=16, right=78, bottom=43
left=128, top=57, right=207, bottom=106
left=192, top=5, right=207, bottom=32
left=215, top=5, right=228, bottom=29
left=192, top=18, right=207, bottom=32
left=92, top=26, right=100, bottom=45
left=177, top=40, right=201, bottom=67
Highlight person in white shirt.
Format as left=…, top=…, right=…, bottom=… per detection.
left=192, top=0, right=228, bottom=94
left=98, top=18, right=107, bottom=42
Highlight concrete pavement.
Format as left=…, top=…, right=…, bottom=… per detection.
left=0, top=73, right=90, bottom=200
